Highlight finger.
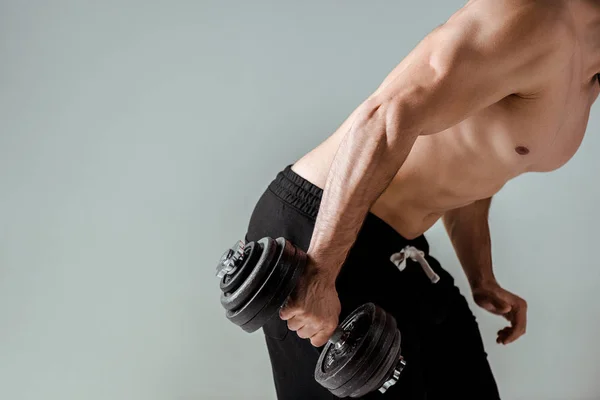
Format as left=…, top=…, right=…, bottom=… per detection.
left=286, top=316, right=305, bottom=332
left=497, top=327, right=512, bottom=344
left=297, top=325, right=320, bottom=340
left=279, top=304, right=299, bottom=321
left=504, top=308, right=527, bottom=344
left=310, top=331, right=330, bottom=348
left=309, top=323, right=338, bottom=347
left=497, top=309, right=527, bottom=345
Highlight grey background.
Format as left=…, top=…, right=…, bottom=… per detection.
left=1, top=1, right=599, bottom=399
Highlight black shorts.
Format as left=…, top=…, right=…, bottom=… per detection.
left=244, top=165, right=501, bottom=400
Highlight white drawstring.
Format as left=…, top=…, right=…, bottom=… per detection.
left=390, top=246, right=440, bottom=284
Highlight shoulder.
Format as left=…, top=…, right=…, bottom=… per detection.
left=445, top=0, right=574, bottom=50
left=437, top=0, right=575, bottom=83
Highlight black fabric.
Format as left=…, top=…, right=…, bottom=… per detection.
left=244, top=165, right=501, bottom=400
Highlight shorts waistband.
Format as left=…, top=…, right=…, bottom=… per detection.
left=268, top=164, right=430, bottom=255
left=268, top=165, right=323, bottom=220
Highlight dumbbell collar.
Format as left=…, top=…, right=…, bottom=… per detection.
left=378, top=356, right=406, bottom=394
left=216, top=240, right=246, bottom=279
left=328, top=327, right=351, bottom=351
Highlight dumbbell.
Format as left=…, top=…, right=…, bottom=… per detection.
left=215, top=237, right=407, bottom=398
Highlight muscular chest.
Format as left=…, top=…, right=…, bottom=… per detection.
left=460, top=76, right=596, bottom=175
left=399, top=75, right=597, bottom=207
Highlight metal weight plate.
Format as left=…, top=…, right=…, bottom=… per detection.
left=226, top=237, right=288, bottom=327
left=220, top=237, right=277, bottom=313
left=220, top=241, right=261, bottom=294
left=315, top=304, right=385, bottom=391
left=314, top=303, right=386, bottom=392
left=239, top=240, right=307, bottom=333
left=226, top=238, right=298, bottom=331
left=330, top=308, right=398, bottom=398
left=353, top=327, right=402, bottom=397
left=342, top=314, right=399, bottom=398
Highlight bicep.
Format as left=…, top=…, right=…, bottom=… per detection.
left=370, top=0, right=569, bottom=136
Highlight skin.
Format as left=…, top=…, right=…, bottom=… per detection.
left=279, top=0, right=600, bottom=348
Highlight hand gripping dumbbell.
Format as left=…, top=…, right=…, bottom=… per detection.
left=215, top=237, right=407, bottom=398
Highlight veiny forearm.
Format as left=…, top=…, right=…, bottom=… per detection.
left=443, top=198, right=496, bottom=288
left=308, top=100, right=418, bottom=280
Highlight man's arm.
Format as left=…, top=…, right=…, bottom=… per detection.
left=307, top=1, right=569, bottom=278
left=442, top=198, right=495, bottom=288
left=442, top=198, right=528, bottom=344
left=282, top=0, right=568, bottom=346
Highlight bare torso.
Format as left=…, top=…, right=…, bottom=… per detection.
left=292, top=2, right=600, bottom=239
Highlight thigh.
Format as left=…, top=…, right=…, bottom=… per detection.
left=419, top=261, right=501, bottom=399
left=263, top=317, right=336, bottom=400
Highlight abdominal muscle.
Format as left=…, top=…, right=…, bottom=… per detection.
left=291, top=121, right=523, bottom=240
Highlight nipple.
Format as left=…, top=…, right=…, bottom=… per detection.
left=515, top=146, right=530, bottom=155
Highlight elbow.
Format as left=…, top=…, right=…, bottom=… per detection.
left=356, top=96, right=422, bottom=149
left=387, top=97, right=423, bottom=136
left=355, top=96, right=424, bottom=140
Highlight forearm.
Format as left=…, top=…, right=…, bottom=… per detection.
left=443, top=198, right=496, bottom=288
left=308, top=100, right=418, bottom=280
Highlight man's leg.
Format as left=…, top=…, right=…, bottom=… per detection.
left=419, top=256, right=501, bottom=399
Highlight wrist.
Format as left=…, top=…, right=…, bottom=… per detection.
left=306, top=249, right=343, bottom=285
left=469, top=275, right=498, bottom=291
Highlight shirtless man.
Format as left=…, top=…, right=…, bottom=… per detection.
left=243, top=0, right=600, bottom=398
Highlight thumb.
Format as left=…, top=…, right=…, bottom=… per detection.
left=477, top=293, right=511, bottom=315
left=279, top=296, right=300, bottom=320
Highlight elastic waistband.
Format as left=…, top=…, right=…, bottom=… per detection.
left=269, top=165, right=323, bottom=220
left=268, top=165, right=430, bottom=255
